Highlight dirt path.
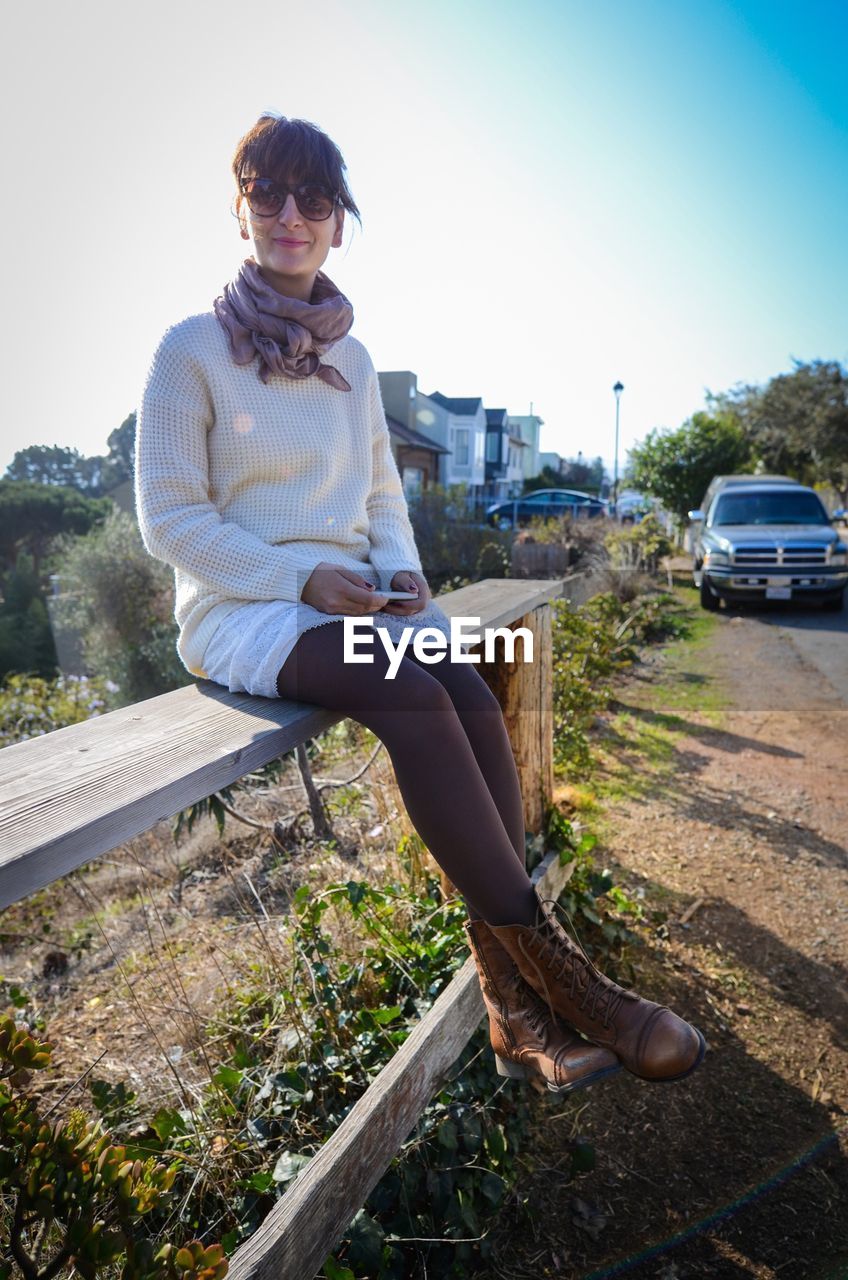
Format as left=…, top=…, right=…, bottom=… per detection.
left=483, top=592, right=848, bottom=1280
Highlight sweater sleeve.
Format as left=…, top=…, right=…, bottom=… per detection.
left=365, top=365, right=424, bottom=593
left=134, top=331, right=321, bottom=603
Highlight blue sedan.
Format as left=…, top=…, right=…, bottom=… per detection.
left=486, top=489, right=608, bottom=528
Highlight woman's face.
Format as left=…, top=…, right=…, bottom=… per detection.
left=238, top=173, right=345, bottom=301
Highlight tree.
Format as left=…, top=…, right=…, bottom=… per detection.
left=101, top=412, right=137, bottom=492
left=712, top=359, right=848, bottom=504
left=626, top=412, right=752, bottom=523
left=3, top=412, right=137, bottom=498
left=524, top=464, right=565, bottom=492
left=0, top=479, right=111, bottom=577
left=4, top=444, right=93, bottom=491
left=559, top=454, right=606, bottom=493
left=0, top=553, right=58, bottom=680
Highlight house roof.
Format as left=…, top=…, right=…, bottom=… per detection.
left=386, top=414, right=450, bottom=454
left=486, top=408, right=508, bottom=426
left=427, top=391, right=483, bottom=415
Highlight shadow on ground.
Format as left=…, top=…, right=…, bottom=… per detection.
left=610, top=700, right=804, bottom=760
left=600, top=704, right=845, bottom=875
left=479, top=886, right=848, bottom=1279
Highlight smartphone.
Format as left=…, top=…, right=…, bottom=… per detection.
left=373, top=589, right=420, bottom=599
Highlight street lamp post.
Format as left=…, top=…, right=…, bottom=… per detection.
left=612, top=381, right=624, bottom=514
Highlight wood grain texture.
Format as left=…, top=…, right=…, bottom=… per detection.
left=0, top=579, right=566, bottom=910
left=226, top=850, right=576, bottom=1280
left=0, top=685, right=342, bottom=909
left=474, top=607, right=553, bottom=834
left=538, top=602, right=555, bottom=814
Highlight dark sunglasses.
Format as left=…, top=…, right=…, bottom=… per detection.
left=239, top=177, right=339, bottom=221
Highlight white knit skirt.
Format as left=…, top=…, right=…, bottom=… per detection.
left=198, top=596, right=475, bottom=699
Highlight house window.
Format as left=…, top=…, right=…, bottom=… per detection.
left=455, top=428, right=469, bottom=465
left=402, top=465, right=422, bottom=494
left=402, top=466, right=424, bottom=497
left=475, top=432, right=485, bottom=467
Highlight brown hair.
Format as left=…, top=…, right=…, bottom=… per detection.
left=231, top=113, right=361, bottom=225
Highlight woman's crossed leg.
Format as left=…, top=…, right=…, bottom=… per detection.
left=275, top=621, right=538, bottom=926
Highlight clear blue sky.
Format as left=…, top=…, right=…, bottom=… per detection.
left=1, top=0, right=846, bottom=478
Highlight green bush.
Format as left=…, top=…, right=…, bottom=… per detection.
left=50, top=510, right=185, bottom=705
left=0, top=557, right=58, bottom=683
left=0, top=673, right=116, bottom=748
left=551, top=589, right=688, bottom=774
left=111, top=871, right=485, bottom=1262
left=408, top=484, right=511, bottom=593
left=0, top=1016, right=228, bottom=1280
left=604, top=513, right=672, bottom=575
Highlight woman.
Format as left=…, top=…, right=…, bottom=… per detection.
left=135, top=113, right=704, bottom=1092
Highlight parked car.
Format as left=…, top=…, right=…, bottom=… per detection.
left=688, top=481, right=848, bottom=612
left=486, top=489, right=607, bottom=528
left=614, top=490, right=654, bottom=523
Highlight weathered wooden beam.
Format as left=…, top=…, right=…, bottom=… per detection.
left=473, top=603, right=554, bottom=834
left=226, top=849, right=576, bottom=1280
left=0, top=686, right=343, bottom=910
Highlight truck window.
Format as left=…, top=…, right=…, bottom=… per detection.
left=711, top=492, right=829, bottom=526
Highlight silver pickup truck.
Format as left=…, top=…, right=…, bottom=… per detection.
left=689, top=480, right=847, bottom=612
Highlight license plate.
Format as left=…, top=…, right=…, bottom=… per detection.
left=766, top=586, right=792, bottom=600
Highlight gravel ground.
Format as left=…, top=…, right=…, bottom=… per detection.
left=481, top=594, right=848, bottom=1280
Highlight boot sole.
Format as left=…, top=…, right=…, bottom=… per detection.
left=495, top=1053, right=623, bottom=1093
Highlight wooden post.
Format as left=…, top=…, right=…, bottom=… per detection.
left=469, top=603, right=554, bottom=835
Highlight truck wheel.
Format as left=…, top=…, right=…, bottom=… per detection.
left=700, top=578, right=720, bottom=611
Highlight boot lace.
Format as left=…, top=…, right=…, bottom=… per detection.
left=502, top=953, right=567, bottom=1040
left=518, top=897, right=636, bottom=1031
left=521, top=980, right=559, bottom=1039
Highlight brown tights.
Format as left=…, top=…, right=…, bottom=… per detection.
left=275, top=620, right=540, bottom=927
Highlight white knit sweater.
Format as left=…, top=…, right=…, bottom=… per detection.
left=134, top=312, right=423, bottom=674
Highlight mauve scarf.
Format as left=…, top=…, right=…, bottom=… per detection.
left=213, top=256, right=354, bottom=391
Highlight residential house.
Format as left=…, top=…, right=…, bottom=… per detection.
left=506, top=413, right=545, bottom=484
left=377, top=371, right=450, bottom=497
left=485, top=409, right=527, bottom=501
left=426, top=392, right=488, bottom=506
left=379, top=372, right=547, bottom=510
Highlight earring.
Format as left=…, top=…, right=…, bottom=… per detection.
left=240, top=225, right=249, bottom=240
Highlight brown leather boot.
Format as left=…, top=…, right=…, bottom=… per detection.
left=464, top=918, right=621, bottom=1093
left=487, top=887, right=706, bottom=1082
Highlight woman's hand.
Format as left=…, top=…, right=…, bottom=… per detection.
left=301, top=563, right=389, bottom=615
left=379, top=570, right=432, bottom=617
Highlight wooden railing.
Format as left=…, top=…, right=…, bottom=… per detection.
left=0, top=574, right=584, bottom=1279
